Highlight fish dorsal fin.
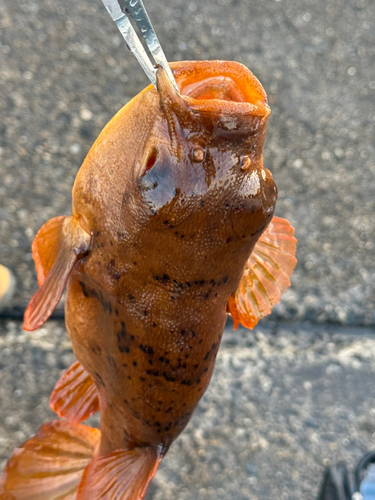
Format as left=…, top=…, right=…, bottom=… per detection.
left=50, top=361, right=100, bottom=424
left=23, top=216, right=91, bottom=331
left=77, top=447, right=162, bottom=500
left=0, top=420, right=100, bottom=500
left=227, top=216, right=297, bottom=329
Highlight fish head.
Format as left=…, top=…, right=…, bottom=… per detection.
left=133, top=61, right=276, bottom=240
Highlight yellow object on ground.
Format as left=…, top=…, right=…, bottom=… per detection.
left=0, top=264, right=16, bottom=311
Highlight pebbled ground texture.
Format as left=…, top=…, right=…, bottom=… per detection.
left=0, top=0, right=374, bottom=324
left=0, top=0, right=375, bottom=498
left=1, top=320, right=375, bottom=499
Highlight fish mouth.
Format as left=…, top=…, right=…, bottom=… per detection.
left=159, top=60, right=270, bottom=135
left=173, top=60, right=269, bottom=117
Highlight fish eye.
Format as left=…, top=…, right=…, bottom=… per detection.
left=191, top=146, right=205, bottom=163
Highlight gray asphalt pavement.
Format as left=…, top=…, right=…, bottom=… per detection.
left=0, top=0, right=375, bottom=498
left=1, top=320, right=375, bottom=499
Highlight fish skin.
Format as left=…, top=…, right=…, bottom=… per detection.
left=1, top=60, right=296, bottom=499
left=66, top=61, right=276, bottom=456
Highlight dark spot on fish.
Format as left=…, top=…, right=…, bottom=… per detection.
left=186, top=281, right=191, bottom=288
left=95, top=372, right=105, bottom=387
left=162, top=372, right=176, bottom=382
left=115, top=309, right=119, bottom=316
left=155, top=421, right=161, bottom=427
left=190, top=233, right=196, bottom=240
left=180, top=234, right=185, bottom=239
left=223, top=276, right=228, bottom=283
left=227, top=237, right=231, bottom=243
left=204, top=290, right=212, bottom=299
left=152, top=322, right=157, bottom=328
left=140, top=377, right=146, bottom=382
left=170, top=296, right=175, bottom=301
left=199, top=280, right=205, bottom=286
left=143, top=310, right=148, bottom=316
left=79, top=281, right=90, bottom=298
left=204, top=367, right=209, bottom=373
left=133, top=262, right=137, bottom=266
left=106, top=259, right=121, bottom=281
left=182, top=363, right=187, bottom=369
left=139, top=344, right=154, bottom=355
left=204, top=351, right=210, bottom=361
left=165, top=407, right=172, bottom=414
left=196, top=377, right=201, bottom=384
left=91, top=344, right=101, bottom=355
left=210, top=279, right=215, bottom=285
left=107, top=356, right=116, bottom=369
left=123, top=363, right=128, bottom=367
left=128, top=294, right=135, bottom=302
left=194, top=364, right=199, bottom=369
left=180, top=330, right=185, bottom=336
left=148, top=359, right=153, bottom=365
left=158, top=401, right=162, bottom=405
left=200, top=200, right=204, bottom=207
left=130, top=334, right=135, bottom=341
left=133, top=361, right=137, bottom=367
left=146, top=369, right=160, bottom=376
left=127, top=375, right=131, bottom=380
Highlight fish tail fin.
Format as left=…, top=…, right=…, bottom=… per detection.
left=228, top=216, right=297, bottom=329
left=0, top=419, right=100, bottom=499
left=50, top=361, right=100, bottom=423
left=77, top=446, right=162, bottom=500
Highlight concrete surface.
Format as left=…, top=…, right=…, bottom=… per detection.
left=1, top=320, right=375, bottom=499
left=1, top=0, right=375, bottom=498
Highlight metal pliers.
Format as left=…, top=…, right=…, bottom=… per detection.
left=101, top=0, right=179, bottom=92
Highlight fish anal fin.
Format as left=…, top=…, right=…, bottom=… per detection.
left=0, top=420, right=100, bottom=500
left=23, top=216, right=91, bottom=331
left=228, top=216, right=297, bottom=329
left=77, top=447, right=162, bottom=500
left=50, top=361, right=100, bottom=423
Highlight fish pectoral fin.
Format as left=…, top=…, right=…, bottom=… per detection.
left=23, top=216, right=91, bottom=331
left=50, top=361, right=100, bottom=424
left=0, top=420, right=100, bottom=500
left=77, top=447, right=162, bottom=500
left=227, top=216, right=297, bottom=329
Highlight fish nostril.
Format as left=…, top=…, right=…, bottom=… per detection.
left=240, top=156, right=251, bottom=171
left=143, top=149, right=157, bottom=175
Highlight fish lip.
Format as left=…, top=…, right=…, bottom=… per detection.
left=171, top=60, right=271, bottom=120
left=156, top=61, right=270, bottom=136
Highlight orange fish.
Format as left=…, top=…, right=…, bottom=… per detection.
left=0, top=60, right=297, bottom=499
